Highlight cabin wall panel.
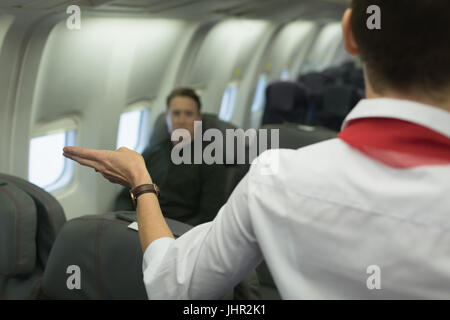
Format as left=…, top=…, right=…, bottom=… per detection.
left=238, top=21, right=318, bottom=129
left=8, top=16, right=192, bottom=219
left=178, top=20, right=270, bottom=124
left=0, top=14, right=16, bottom=174
left=1, top=9, right=346, bottom=220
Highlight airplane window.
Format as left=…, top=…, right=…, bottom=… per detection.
left=29, top=130, right=76, bottom=192
left=281, top=70, right=290, bottom=80
left=251, top=75, right=267, bottom=113
left=116, top=108, right=150, bottom=153
left=218, top=83, right=239, bottom=122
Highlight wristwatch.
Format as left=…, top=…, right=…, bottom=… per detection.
left=129, top=183, right=160, bottom=208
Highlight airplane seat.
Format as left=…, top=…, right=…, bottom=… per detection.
left=147, top=112, right=238, bottom=148
left=0, top=174, right=67, bottom=268
left=319, top=84, right=361, bottom=131
left=0, top=174, right=66, bottom=299
left=147, top=112, right=170, bottom=149
left=41, top=213, right=148, bottom=299
left=202, top=113, right=238, bottom=135
left=298, top=72, right=335, bottom=124
left=201, top=114, right=251, bottom=199
left=261, top=123, right=337, bottom=150
left=147, top=112, right=250, bottom=198
left=0, top=178, right=41, bottom=299
left=298, top=72, right=333, bottom=93
left=41, top=212, right=257, bottom=300
left=261, top=81, right=309, bottom=126
left=347, top=68, right=365, bottom=91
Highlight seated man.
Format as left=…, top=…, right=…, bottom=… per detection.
left=115, top=88, right=227, bottom=226
left=115, top=87, right=261, bottom=299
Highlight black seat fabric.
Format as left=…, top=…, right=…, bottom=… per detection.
left=298, top=62, right=365, bottom=127
left=298, top=72, right=334, bottom=125
left=0, top=174, right=66, bottom=268
left=262, top=123, right=337, bottom=150
left=320, top=84, right=360, bottom=131
left=42, top=212, right=260, bottom=300
left=0, top=179, right=41, bottom=299
left=42, top=214, right=148, bottom=300
left=0, top=175, right=67, bottom=299
left=261, top=81, right=309, bottom=126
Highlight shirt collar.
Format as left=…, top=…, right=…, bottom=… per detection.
left=342, top=98, right=450, bottom=138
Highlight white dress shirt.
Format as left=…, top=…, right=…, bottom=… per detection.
left=142, top=98, right=450, bottom=299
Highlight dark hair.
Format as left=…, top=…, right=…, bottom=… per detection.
left=166, top=88, right=202, bottom=111
left=350, top=0, right=450, bottom=97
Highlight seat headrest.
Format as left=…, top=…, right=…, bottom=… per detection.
left=42, top=214, right=148, bottom=299
left=148, top=112, right=171, bottom=148
left=0, top=180, right=37, bottom=277
left=202, top=113, right=238, bottom=131
left=298, top=72, right=334, bottom=94
left=322, top=84, right=357, bottom=117
left=0, top=174, right=66, bottom=268
left=262, top=81, right=310, bottom=125
left=148, top=112, right=237, bottom=148
left=265, top=81, right=307, bottom=112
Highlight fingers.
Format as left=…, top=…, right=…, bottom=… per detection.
left=63, top=152, right=102, bottom=171
left=64, top=146, right=134, bottom=188
left=63, top=146, right=104, bottom=162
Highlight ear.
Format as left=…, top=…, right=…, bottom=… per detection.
left=342, top=8, right=359, bottom=56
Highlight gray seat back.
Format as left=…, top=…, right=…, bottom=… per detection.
left=0, top=174, right=66, bottom=268
left=261, top=123, right=337, bottom=150
left=42, top=214, right=147, bottom=299
left=42, top=212, right=262, bottom=300
left=41, top=213, right=196, bottom=299
left=0, top=178, right=41, bottom=299
left=0, top=174, right=67, bottom=299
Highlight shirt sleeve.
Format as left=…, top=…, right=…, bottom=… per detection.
left=141, top=173, right=263, bottom=300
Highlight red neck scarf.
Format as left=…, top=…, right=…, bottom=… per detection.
left=338, top=118, right=450, bottom=168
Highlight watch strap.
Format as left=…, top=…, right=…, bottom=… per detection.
left=130, top=184, right=160, bottom=208
left=131, top=184, right=160, bottom=198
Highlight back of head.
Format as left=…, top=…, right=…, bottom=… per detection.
left=350, top=0, right=450, bottom=100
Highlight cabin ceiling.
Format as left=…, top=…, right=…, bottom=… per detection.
left=0, top=0, right=351, bottom=22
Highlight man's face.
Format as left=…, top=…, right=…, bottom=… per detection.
left=166, top=96, right=202, bottom=143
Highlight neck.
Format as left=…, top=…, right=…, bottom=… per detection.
left=365, top=75, right=450, bottom=112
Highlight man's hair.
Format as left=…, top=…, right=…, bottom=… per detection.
left=350, top=0, right=450, bottom=96
left=166, top=88, right=202, bottom=111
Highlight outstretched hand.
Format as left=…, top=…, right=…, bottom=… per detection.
left=63, top=146, right=152, bottom=188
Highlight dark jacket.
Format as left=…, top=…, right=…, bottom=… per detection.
left=115, top=139, right=228, bottom=226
